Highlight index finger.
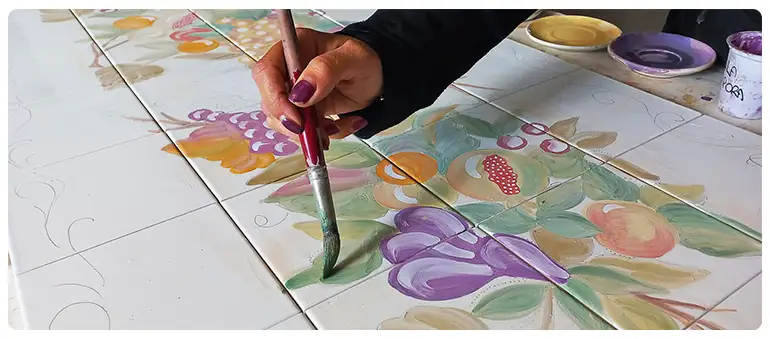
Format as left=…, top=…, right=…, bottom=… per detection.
left=251, top=43, right=304, bottom=134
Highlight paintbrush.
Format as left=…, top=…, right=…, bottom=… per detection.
left=276, top=9, right=340, bottom=279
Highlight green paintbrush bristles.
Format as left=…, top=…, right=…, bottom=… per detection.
left=319, top=213, right=340, bottom=278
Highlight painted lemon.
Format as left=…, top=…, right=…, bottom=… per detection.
left=177, top=39, right=220, bottom=53
left=375, top=152, right=437, bottom=185
left=446, top=150, right=548, bottom=202
left=584, top=201, right=679, bottom=258
left=113, top=16, right=156, bottom=30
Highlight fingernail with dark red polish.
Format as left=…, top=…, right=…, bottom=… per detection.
left=324, top=123, right=340, bottom=135
left=288, top=80, right=316, bottom=104
left=280, top=115, right=304, bottom=134
left=352, top=117, right=368, bottom=131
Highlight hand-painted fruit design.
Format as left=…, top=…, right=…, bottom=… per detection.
left=375, top=152, right=438, bottom=185
left=482, top=154, right=520, bottom=195
left=177, top=39, right=220, bottom=53
left=539, top=139, right=571, bottom=155
left=446, top=150, right=548, bottom=202
left=112, top=16, right=156, bottom=30
left=496, top=134, right=528, bottom=150
left=216, top=16, right=283, bottom=64
left=584, top=201, right=679, bottom=258
left=373, top=176, right=455, bottom=209
left=521, top=122, right=548, bottom=135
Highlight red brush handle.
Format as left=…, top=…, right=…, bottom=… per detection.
left=277, top=10, right=326, bottom=168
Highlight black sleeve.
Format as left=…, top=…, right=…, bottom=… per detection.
left=336, top=9, right=535, bottom=139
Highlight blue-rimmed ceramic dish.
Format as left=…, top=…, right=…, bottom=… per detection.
left=608, top=32, right=717, bottom=78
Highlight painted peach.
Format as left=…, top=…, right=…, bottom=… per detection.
left=113, top=16, right=156, bottom=30
left=446, top=150, right=548, bottom=202
left=376, top=152, right=438, bottom=185
left=177, top=39, right=220, bottom=53
left=584, top=201, right=679, bottom=258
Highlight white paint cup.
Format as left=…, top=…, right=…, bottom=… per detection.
left=717, top=31, right=762, bottom=120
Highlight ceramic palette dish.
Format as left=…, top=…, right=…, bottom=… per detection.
left=526, top=15, right=622, bottom=51
left=608, top=32, right=717, bottom=78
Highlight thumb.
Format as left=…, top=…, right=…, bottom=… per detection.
left=287, top=46, right=356, bottom=107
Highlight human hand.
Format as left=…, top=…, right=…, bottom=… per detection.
left=251, top=28, right=383, bottom=148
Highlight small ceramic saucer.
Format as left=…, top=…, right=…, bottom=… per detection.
left=526, top=15, right=622, bottom=51
left=608, top=32, right=717, bottom=78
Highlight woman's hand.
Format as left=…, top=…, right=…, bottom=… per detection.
left=251, top=28, right=383, bottom=147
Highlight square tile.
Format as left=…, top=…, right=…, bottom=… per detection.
left=267, top=314, right=316, bottom=330
left=193, top=9, right=343, bottom=61
left=453, top=39, right=579, bottom=102
left=8, top=10, right=107, bottom=105
left=307, top=229, right=612, bottom=330
left=313, top=9, right=376, bottom=25
left=613, top=115, right=762, bottom=238
left=14, top=205, right=299, bottom=329
left=368, top=92, right=599, bottom=225
left=8, top=133, right=215, bottom=273
left=221, top=149, right=461, bottom=310
left=492, top=68, right=702, bottom=159
left=695, top=273, right=761, bottom=330
left=8, top=266, right=24, bottom=329
left=478, top=163, right=761, bottom=330
left=9, top=89, right=157, bottom=170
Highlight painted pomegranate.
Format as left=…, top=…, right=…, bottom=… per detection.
left=446, top=150, right=548, bottom=202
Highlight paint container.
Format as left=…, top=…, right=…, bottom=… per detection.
left=717, top=31, right=762, bottom=120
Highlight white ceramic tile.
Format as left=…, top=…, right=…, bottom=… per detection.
left=8, top=133, right=215, bottom=273
left=454, top=39, right=579, bottom=102
left=8, top=267, right=25, bottom=329
left=9, top=90, right=159, bottom=170
left=267, top=314, right=316, bottom=330
left=613, top=115, right=762, bottom=237
left=696, top=273, right=761, bottom=330
left=14, top=205, right=299, bottom=329
left=222, top=149, right=460, bottom=310
left=308, top=229, right=612, bottom=330
left=478, top=164, right=761, bottom=329
left=313, top=9, right=376, bottom=25
left=8, top=10, right=107, bottom=105
left=492, top=68, right=702, bottom=159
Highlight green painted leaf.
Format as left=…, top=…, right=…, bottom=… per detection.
left=373, top=128, right=436, bottom=158
left=569, top=265, right=668, bottom=295
left=536, top=211, right=601, bottom=238
left=434, top=119, right=480, bottom=173
left=293, top=220, right=391, bottom=241
left=479, top=207, right=536, bottom=235
left=581, top=166, right=640, bottom=201
left=472, top=284, right=546, bottom=320
left=493, top=115, right=525, bottom=136
left=715, top=214, right=762, bottom=241
left=454, top=202, right=505, bottom=224
left=447, top=113, right=498, bottom=138
left=91, top=9, right=149, bottom=18
left=285, top=220, right=396, bottom=290
left=275, top=184, right=387, bottom=220
left=657, top=203, right=761, bottom=258
left=537, top=180, right=585, bottom=213
left=327, top=140, right=366, bottom=160
left=331, top=147, right=380, bottom=169
left=531, top=148, right=591, bottom=179
left=602, top=295, right=679, bottom=330
left=554, top=280, right=612, bottom=330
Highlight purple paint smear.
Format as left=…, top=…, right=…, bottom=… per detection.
left=381, top=206, right=569, bottom=301
left=729, top=31, right=762, bottom=56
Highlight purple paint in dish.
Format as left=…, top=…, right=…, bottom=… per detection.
left=608, top=32, right=716, bottom=77
left=728, top=31, right=762, bottom=56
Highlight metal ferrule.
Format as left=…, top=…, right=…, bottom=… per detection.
left=307, top=165, right=337, bottom=229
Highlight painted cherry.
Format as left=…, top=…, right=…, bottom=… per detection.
left=496, top=134, right=528, bottom=150
left=539, top=139, right=571, bottom=155
left=521, top=122, right=548, bottom=135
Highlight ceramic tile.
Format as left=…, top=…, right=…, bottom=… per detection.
left=307, top=228, right=613, bottom=330
left=492, top=68, right=702, bottom=160
left=478, top=163, right=762, bottom=330
left=221, top=149, right=462, bottom=310
left=8, top=267, right=24, bottom=329
left=613, top=115, right=762, bottom=238
left=267, top=314, right=316, bottom=330
left=8, top=10, right=107, bottom=105
left=8, top=133, right=215, bottom=273
left=368, top=93, right=599, bottom=225
left=453, top=39, right=579, bottom=102
left=9, top=89, right=158, bottom=170
left=313, top=9, right=376, bottom=25
left=14, top=204, right=299, bottom=329
left=695, top=273, right=761, bottom=330
left=193, top=9, right=344, bottom=60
